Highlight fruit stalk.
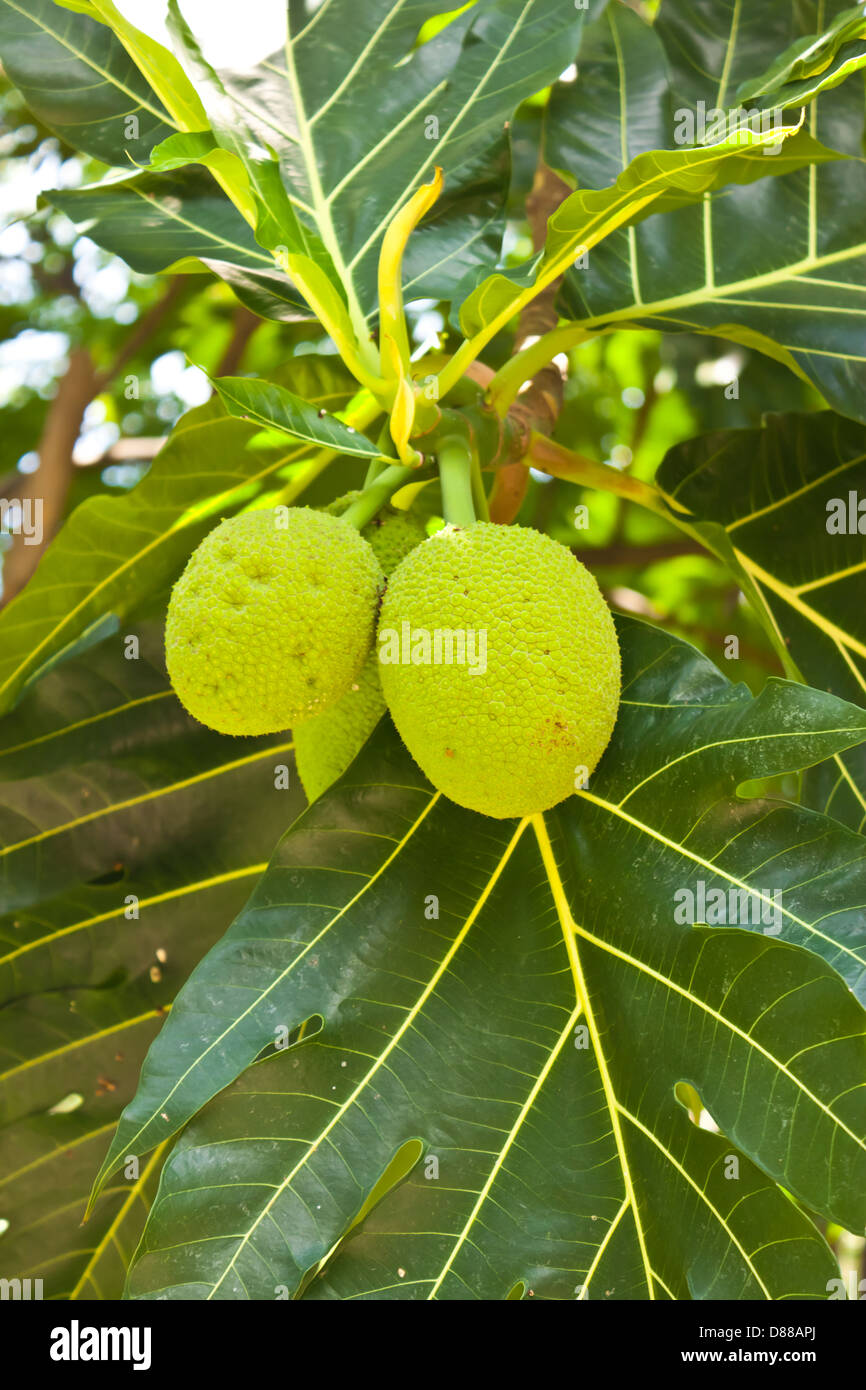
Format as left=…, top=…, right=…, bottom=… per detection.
left=470, top=448, right=491, bottom=522
left=438, top=434, right=477, bottom=529
left=341, top=464, right=423, bottom=530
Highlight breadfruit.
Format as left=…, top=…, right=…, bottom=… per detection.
left=377, top=522, right=620, bottom=818
left=294, top=503, right=427, bottom=800
left=165, top=506, right=383, bottom=736
left=293, top=656, right=385, bottom=801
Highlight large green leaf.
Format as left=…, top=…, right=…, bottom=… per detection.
left=86, top=619, right=866, bottom=1299
left=0, top=0, right=175, bottom=164
left=0, top=0, right=315, bottom=315
left=550, top=0, right=866, bottom=425
left=0, top=358, right=357, bottom=718
left=44, top=167, right=299, bottom=293
left=51, top=0, right=208, bottom=133
left=36, top=0, right=604, bottom=325
left=161, top=3, right=339, bottom=294
left=657, top=409, right=866, bottom=833
left=0, top=623, right=304, bottom=1298
left=168, top=0, right=599, bottom=322
left=455, top=116, right=830, bottom=343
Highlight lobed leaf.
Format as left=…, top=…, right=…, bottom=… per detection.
left=83, top=619, right=866, bottom=1298
left=549, top=0, right=866, bottom=425
left=658, top=409, right=866, bottom=832
left=0, top=624, right=304, bottom=1297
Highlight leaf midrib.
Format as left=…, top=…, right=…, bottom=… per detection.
left=714, top=447, right=866, bottom=534
left=736, top=552, right=866, bottom=665
left=619, top=723, right=866, bottom=808
left=0, top=742, right=293, bottom=860
left=0, top=863, right=266, bottom=971
left=577, top=787, right=866, bottom=977
left=617, top=1101, right=774, bottom=1299
left=534, top=811, right=858, bottom=1300
left=69, top=1141, right=166, bottom=1300
left=97, top=788, right=442, bottom=1214
left=281, top=26, right=367, bottom=337
left=347, top=0, right=540, bottom=274
left=0, top=689, right=173, bottom=763
left=0, top=1007, right=165, bottom=1087
left=427, top=996, right=584, bottom=1299
left=533, top=813, right=655, bottom=1298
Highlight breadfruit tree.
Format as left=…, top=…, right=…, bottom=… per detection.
left=1, top=0, right=865, bottom=1303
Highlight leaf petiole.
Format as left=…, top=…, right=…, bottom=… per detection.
left=486, top=324, right=592, bottom=416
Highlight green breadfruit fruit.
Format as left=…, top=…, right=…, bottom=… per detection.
left=293, top=657, right=384, bottom=801
left=323, top=490, right=363, bottom=514
left=377, top=522, right=621, bottom=818
left=165, top=506, right=383, bottom=736
left=294, top=503, right=427, bottom=800
left=360, top=506, right=430, bottom=576
left=324, top=491, right=428, bottom=573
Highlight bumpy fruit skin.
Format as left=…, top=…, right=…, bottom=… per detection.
left=165, top=507, right=382, bottom=736
left=293, top=657, right=385, bottom=801
left=378, top=522, right=620, bottom=818
left=294, top=503, right=427, bottom=800
left=359, top=507, right=429, bottom=576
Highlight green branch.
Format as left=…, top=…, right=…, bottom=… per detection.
left=471, top=449, right=491, bottom=522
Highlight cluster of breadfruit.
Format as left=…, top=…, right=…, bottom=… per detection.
left=165, top=500, right=621, bottom=819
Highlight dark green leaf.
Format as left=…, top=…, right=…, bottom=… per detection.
left=44, top=168, right=285, bottom=283
left=457, top=124, right=833, bottom=341
left=657, top=409, right=866, bottom=832
left=552, top=0, right=866, bottom=424
left=163, top=1, right=339, bottom=292
left=737, top=3, right=866, bottom=106
left=0, top=622, right=304, bottom=1297
left=0, top=0, right=175, bottom=164
left=91, top=620, right=866, bottom=1298
left=41, top=0, right=604, bottom=325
